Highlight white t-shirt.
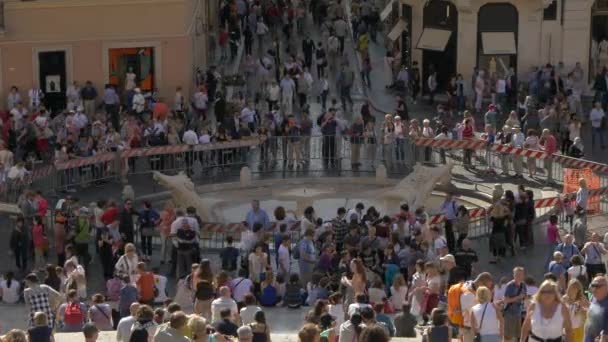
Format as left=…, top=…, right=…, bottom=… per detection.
left=390, top=285, right=408, bottom=310
left=493, top=285, right=506, bottom=304
left=460, top=288, right=477, bottom=327
left=329, top=304, right=345, bottom=327
left=116, top=316, right=136, bottom=342
left=240, top=305, right=262, bottom=325
left=472, top=303, right=500, bottom=335
left=567, top=265, right=587, bottom=280
left=0, top=279, right=20, bottom=304
left=590, top=108, right=605, bottom=128
left=211, top=297, right=239, bottom=323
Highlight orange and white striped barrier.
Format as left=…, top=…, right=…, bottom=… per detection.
left=55, top=152, right=116, bottom=170
left=429, top=207, right=487, bottom=224
left=415, top=137, right=608, bottom=173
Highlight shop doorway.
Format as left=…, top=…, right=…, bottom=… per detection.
left=591, top=0, right=608, bottom=78
left=38, top=51, right=67, bottom=114
left=420, top=0, right=458, bottom=92
left=401, top=4, right=413, bottom=68
left=477, top=3, right=518, bottom=77
left=108, top=47, right=155, bottom=94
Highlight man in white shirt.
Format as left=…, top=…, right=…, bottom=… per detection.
left=182, top=129, right=198, bottom=145
left=211, top=286, right=239, bottom=323
left=590, top=101, right=606, bottom=149
left=346, top=203, right=364, bottom=224
left=457, top=272, right=494, bottom=342
left=277, top=235, right=291, bottom=278
left=10, top=102, right=27, bottom=131
left=132, top=88, right=146, bottom=114
left=116, top=302, right=140, bottom=342
left=510, top=125, right=525, bottom=178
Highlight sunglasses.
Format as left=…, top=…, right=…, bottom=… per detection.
left=590, top=283, right=606, bottom=289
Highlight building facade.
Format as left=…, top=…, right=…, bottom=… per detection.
left=385, top=0, right=600, bottom=92
left=0, top=0, right=215, bottom=109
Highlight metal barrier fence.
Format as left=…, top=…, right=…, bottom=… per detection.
left=3, top=135, right=608, bottom=251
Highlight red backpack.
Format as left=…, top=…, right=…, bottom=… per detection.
left=64, top=302, right=84, bottom=326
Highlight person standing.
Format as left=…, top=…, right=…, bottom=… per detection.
left=589, top=101, right=606, bottom=149
left=23, top=273, right=61, bottom=329
left=584, top=275, right=608, bottom=342
left=427, top=71, right=437, bottom=105
left=298, top=229, right=317, bottom=287
left=439, top=193, right=458, bottom=253
left=318, top=109, right=338, bottom=168
left=80, top=81, right=98, bottom=118
left=350, top=116, right=365, bottom=168
left=280, top=74, right=296, bottom=115
left=410, top=62, right=421, bottom=104
left=520, top=280, right=572, bottom=342
left=510, top=126, right=525, bottom=178
left=103, top=84, right=120, bottom=130
left=245, top=200, right=270, bottom=230
left=541, top=129, right=557, bottom=184
left=337, top=64, right=355, bottom=111
left=502, top=267, right=526, bottom=342
left=582, top=233, right=607, bottom=280
left=119, top=200, right=137, bottom=244
left=333, top=17, right=347, bottom=54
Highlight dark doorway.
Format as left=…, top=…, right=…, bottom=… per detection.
left=477, top=3, right=519, bottom=76
left=401, top=4, right=413, bottom=68
left=422, top=0, right=458, bottom=92
left=38, top=51, right=67, bottom=114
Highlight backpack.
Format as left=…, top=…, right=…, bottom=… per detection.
left=292, top=240, right=301, bottom=260
left=177, top=228, right=197, bottom=250
left=446, top=282, right=471, bottom=326
left=64, top=302, right=84, bottom=326
left=195, top=280, right=215, bottom=301
left=259, top=285, right=278, bottom=307
left=129, top=325, right=149, bottom=342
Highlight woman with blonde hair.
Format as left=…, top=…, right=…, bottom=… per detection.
left=2, top=330, right=28, bottom=342
left=298, top=323, right=320, bottom=342
left=470, top=286, right=503, bottom=342
left=187, top=315, right=208, bottom=342
left=342, top=258, right=367, bottom=295
left=193, top=259, right=215, bottom=318
left=562, top=279, right=589, bottom=342
left=521, top=280, right=572, bottom=342
left=390, top=274, right=408, bottom=310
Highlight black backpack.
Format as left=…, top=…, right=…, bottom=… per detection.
left=195, top=280, right=215, bottom=300
left=176, top=228, right=196, bottom=250
left=129, top=325, right=149, bottom=342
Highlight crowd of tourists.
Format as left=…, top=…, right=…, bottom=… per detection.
left=0, top=172, right=602, bottom=342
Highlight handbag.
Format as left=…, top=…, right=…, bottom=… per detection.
left=474, top=303, right=488, bottom=342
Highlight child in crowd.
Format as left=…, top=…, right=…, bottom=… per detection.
left=563, top=194, right=576, bottom=230
left=545, top=215, right=562, bottom=269
left=28, top=312, right=53, bottom=342
left=390, top=274, right=408, bottom=311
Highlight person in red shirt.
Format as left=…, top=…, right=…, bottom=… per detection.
left=136, top=262, right=156, bottom=304
left=100, top=201, right=118, bottom=226
left=35, top=190, right=48, bottom=218
left=541, top=129, right=557, bottom=184
left=462, top=118, right=475, bottom=168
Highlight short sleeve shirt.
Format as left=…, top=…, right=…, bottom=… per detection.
left=503, top=281, right=526, bottom=316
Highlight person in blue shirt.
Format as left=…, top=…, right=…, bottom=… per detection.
left=439, top=193, right=458, bottom=253
left=585, top=276, right=608, bottom=342
left=374, top=303, right=395, bottom=336
left=554, top=234, right=580, bottom=268
left=245, top=200, right=270, bottom=230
